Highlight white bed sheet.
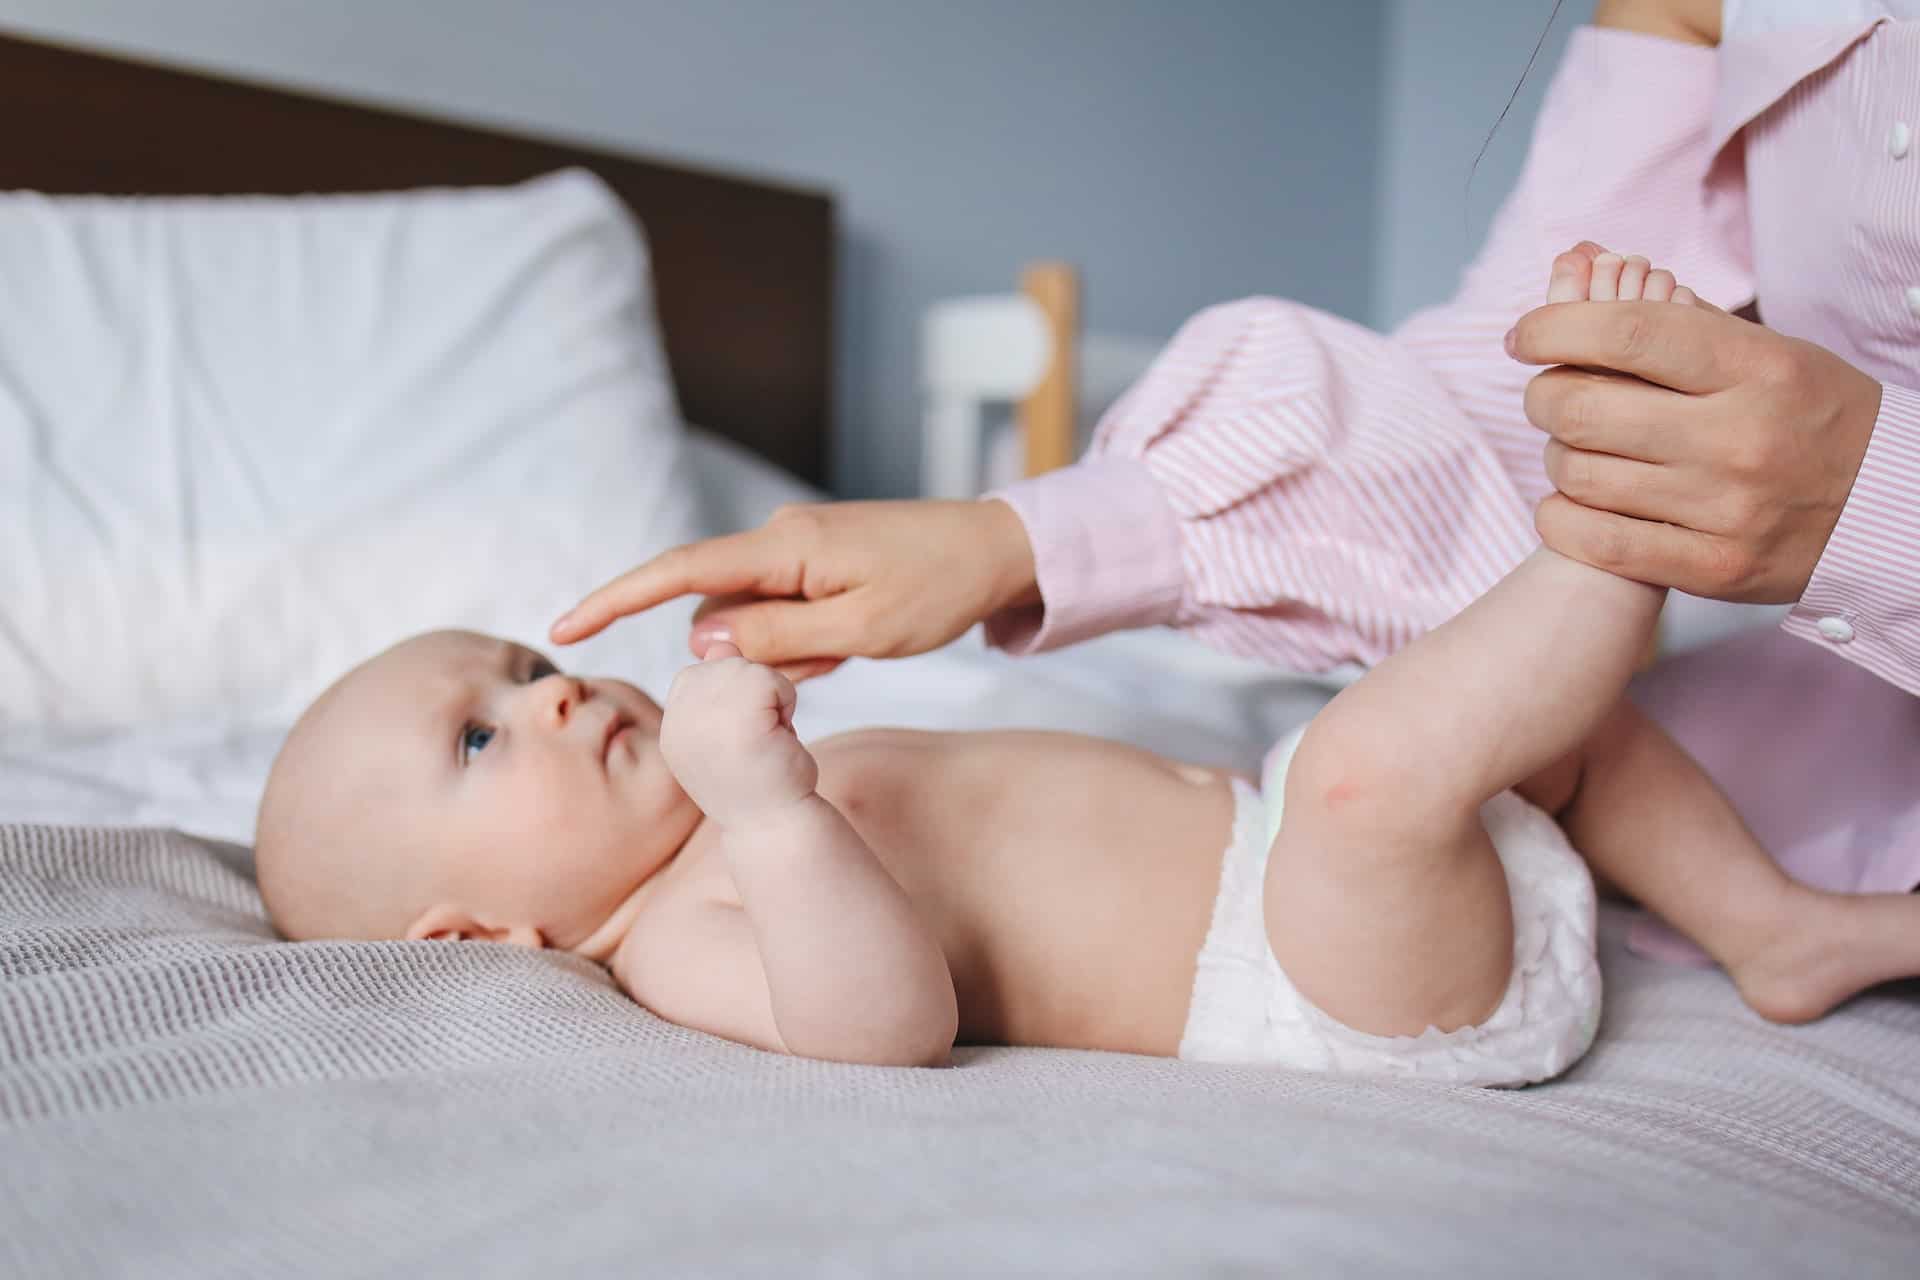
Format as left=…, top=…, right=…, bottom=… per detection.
left=0, top=428, right=1340, bottom=841
left=6, top=431, right=1919, bottom=1279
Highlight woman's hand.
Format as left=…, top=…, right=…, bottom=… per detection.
left=550, top=499, right=1040, bottom=679
left=1507, top=280, right=1883, bottom=603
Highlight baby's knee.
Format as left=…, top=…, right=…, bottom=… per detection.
left=1282, top=710, right=1468, bottom=851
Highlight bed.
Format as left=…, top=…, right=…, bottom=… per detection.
left=3, top=31, right=1918, bottom=1279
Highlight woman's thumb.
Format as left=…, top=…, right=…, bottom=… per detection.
left=1671, top=285, right=1726, bottom=316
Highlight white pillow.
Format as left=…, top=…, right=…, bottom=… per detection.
left=0, top=168, right=707, bottom=731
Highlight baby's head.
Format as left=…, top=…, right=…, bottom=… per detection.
left=255, top=629, right=697, bottom=955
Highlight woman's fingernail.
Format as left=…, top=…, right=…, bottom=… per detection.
left=551, top=610, right=575, bottom=636
left=690, top=624, right=732, bottom=657
left=1503, top=327, right=1518, bottom=357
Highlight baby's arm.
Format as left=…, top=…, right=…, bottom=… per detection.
left=651, top=642, right=957, bottom=1067
left=1525, top=700, right=1796, bottom=988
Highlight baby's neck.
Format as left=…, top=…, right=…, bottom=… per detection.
left=564, top=817, right=709, bottom=967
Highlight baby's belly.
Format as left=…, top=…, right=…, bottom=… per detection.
left=818, top=731, right=1242, bottom=1056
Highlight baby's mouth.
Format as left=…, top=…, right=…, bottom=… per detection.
left=600, top=714, right=632, bottom=767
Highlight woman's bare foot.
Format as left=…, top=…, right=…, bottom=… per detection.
left=1719, top=886, right=1920, bottom=1024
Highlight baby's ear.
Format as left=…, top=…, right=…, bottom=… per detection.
left=404, top=904, right=547, bottom=950
left=405, top=903, right=476, bottom=943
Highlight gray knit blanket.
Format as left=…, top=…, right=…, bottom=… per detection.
left=3, top=822, right=1917, bottom=1278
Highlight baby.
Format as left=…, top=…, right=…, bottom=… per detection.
left=255, top=255, right=1920, bottom=1087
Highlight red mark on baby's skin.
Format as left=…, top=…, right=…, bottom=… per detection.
left=1324, top=781, right=1358, bottom=808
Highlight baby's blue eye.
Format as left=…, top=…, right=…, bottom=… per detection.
left=462, top=724, right=495, bottom=761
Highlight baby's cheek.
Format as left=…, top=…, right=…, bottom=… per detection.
left=528, top=767, right=640, bottom=895
left=476, top=767, right=568, bottom=872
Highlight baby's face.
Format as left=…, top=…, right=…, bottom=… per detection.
left=257, top=629, right=698, bottom=949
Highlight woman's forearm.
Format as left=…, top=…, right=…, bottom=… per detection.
left=720, top=796, right=958, bottom=1067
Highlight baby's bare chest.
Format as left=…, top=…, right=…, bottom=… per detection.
left=661, top=729, right=1243, bottom=1051
left=816, top=729, right=1232, bottom=878
left=810, top=730, right=1243, bottom=1050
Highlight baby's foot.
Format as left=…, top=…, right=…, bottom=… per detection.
left=1545, top=241, right=1703, bottom=307
left=1719, top=885, right=1920, bottom=1024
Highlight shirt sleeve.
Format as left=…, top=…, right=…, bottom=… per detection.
left=1780, top=382, right=1920, bottom=695
left=1392, top=25, right=1757, bottom=509
left=983, top=25, right=1753, bottom=672
left=984, top=296, right=1538, bottom=670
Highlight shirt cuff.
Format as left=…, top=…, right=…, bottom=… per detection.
left=979, top=458, right=1186, bottom=656
left=1781, top=382, right=1920, bottom=696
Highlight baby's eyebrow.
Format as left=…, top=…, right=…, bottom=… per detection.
left=495, top=640, right=529, bottom=677
left=421, top=650, right=494, bottom=767
left=424, top=678, right=470, bottom=765
left=425, top=642, right=522, bottom=763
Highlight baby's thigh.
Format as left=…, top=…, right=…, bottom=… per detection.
left=1261, top=749, right=1516, bottom=1038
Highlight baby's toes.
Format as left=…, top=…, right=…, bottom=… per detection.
left=1643, top=267, right=1677, bottom=303
left=1616, top=255, right=1652, bottom=301
left=1545, top=245, right=1599, bottom=303
left=1586, top=252, right=1625, bottom=301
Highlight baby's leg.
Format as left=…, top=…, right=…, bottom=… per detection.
left=1262, top=244, right=1838, bottom=1038
left=1528, top=245, right=1920, bottom=1021
left=1542, top=703, right=1920, bottom=1024
left=1264, top=548, right=1659, bottom=1037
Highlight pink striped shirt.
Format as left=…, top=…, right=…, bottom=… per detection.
left=985, top=18, right=1920, bottom=943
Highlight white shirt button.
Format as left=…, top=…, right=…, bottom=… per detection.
left=1907, top=286, right=1920, bottom=319
left=1891, top=121, right=1912, bottom=159
left=1816, top=616, right=1855, bottom=643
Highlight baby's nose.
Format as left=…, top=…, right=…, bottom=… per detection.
left=534, top=673, right=591, bottom=726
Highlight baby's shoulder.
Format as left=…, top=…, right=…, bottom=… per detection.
left=610, top=897, right=788, bottom=1055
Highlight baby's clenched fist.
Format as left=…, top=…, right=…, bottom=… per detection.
left=660, top=640, right=820, bottom=825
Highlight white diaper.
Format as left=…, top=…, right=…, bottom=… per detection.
left=1178, top=725, right=1602, bottom=1088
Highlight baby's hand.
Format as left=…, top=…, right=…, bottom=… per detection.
left=660, top=640, right=820, bottom=825
left=1546, top=241, right=1704, bottom=307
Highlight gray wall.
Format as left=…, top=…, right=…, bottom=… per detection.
left=1374, top=0, right=1579, bottom=329
left=0, top=0, right=1387, bottom=498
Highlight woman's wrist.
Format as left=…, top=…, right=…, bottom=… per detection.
left=979, top=497, right=1041, bottom=613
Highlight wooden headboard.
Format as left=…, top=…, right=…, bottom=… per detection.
left=0, top=31, right=834, bottom=488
